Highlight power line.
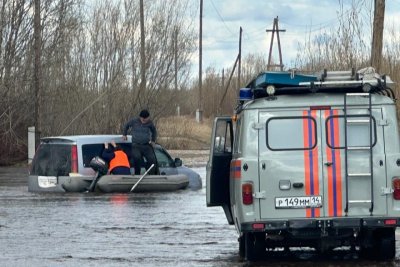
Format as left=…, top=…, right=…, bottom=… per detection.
left=209, top=0, right=236, bottom=37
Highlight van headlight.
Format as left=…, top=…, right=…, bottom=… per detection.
left=266, top=85, right=276, bottom=96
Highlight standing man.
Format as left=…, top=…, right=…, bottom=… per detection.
left=122, top=109, right=158, bottom=175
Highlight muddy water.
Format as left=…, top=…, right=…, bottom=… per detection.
left=0, top=164, right=400, bottom=266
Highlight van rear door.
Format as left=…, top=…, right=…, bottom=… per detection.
left=322, top=107, right=387, bottom=217
left=258, top=109, right=325, bottom=219
left=258, top=107, right=386, bottom=219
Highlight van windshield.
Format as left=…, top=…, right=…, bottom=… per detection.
left=31, top=144, right=72, bottom=176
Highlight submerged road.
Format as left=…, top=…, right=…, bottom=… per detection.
left=0, top=161, right=400, bottom=266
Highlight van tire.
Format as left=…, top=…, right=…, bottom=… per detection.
left=244, top=232, right=265, bottom=261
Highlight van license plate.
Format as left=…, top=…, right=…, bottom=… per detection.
left=275, top=196, right=322, bottom=208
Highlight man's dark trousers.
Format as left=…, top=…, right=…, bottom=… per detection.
left=131, top=143, right=158, bottom=175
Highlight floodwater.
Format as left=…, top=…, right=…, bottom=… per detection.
left=1, top=161, right=400, bottom=266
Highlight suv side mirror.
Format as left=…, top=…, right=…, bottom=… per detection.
left=174, top=158, right=182, bottom=167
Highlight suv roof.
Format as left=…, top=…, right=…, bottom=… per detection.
left=41, top=135, right=131, bottom=143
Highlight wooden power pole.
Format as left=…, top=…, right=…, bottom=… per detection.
left=139, top=0, right=146, bottom=95
left=266, top=16, right=285, bottom=71
left=238, top=27, right=242, bottom=89
left=174, top=28, right=178, bottom=92
left=34, top=0, right=41, bottom=145
left=197, top=0, right=203, bottom=122
left=371, top=0, right=385, bottom=73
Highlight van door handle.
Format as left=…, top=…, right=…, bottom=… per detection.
left=324, top=162, right=333, bottom=166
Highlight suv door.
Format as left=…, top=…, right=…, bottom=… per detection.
left=154, top=146, right=178, bottom=175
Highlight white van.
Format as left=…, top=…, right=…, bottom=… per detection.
left=207, top=68, right=400, bottom=261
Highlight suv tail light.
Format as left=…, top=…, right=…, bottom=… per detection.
left=242, top=183, right=253, bottom=205
left=393, top=178, right=400, bottom=200
left=71, top=145, right=78, bottom=173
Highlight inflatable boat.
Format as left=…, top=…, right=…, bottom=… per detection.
left=60, top=173, right=189, bottom=193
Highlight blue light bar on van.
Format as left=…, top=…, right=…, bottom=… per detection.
left=239, top=88, right=253, bottom=101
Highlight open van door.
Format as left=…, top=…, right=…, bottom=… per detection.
left=206, top=116, right=234, bottom=224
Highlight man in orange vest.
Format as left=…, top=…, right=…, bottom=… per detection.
left=102, top=141, right=131, bottom=175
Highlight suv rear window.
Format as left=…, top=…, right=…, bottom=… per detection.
left=31, top=144, right=72, bottom=176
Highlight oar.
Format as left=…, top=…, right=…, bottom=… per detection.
left=130, top=164, right=154, bottom=192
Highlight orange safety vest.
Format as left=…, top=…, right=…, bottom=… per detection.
left=109, top=150, right=130, bottom=172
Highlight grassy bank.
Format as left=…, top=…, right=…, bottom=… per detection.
left=156, top=116, right=212, bottom=150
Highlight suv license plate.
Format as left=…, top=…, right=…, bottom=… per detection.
left=275, top=196, right=322, bottom=209
left=38, top=176, right=57, bottom=188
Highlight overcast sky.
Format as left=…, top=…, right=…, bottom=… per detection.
left=196, top=0, right=400, bottom=72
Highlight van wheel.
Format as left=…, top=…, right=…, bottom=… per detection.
left=244, top=232, right=265, bottom=261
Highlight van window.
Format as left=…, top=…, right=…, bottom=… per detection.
left=31, top=144, right=72, bottom=176
left=233, top=118, right=242, bottom=153
left=266, top=116, right=317, bottom=151
left=214, top=120, right=232, bottom=153
left=326, top=115, right=377, bottom=149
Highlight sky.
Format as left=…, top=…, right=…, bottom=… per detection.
left=197, top=0, right=400, bottom=73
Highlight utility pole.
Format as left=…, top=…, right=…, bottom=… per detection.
left=34, top=0, right=41, bottom=146
left=174, top=28, right=180, bottom=116
left=238, top=27, right=242, bottom=89
left=266, top=16, right=285, bottom=71
left=139, top=0, right=146, bottom=96
left=197, top=0, right=203, bottom=122
left=371, top=0, right=385, bottom=73
left=174, top=28, right=178, bottom=91
left=218, top=68, right=224, bottom=115
left=222, top=68, right=225, bottom=92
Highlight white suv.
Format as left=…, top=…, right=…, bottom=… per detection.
left=29, top=135, right=201, bottom=192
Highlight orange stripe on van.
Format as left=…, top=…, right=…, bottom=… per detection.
left=332, top=110, right=343, bottom=216
left=325, top=110, right=343, bottom=217
left=311, top=110, right=320, bottom=217
left=325, top=110, right=333, bottom=216
left=303, top=111, right=320, bottom=218
left=303, top=111, right=311, bottom=218
left=230, top=160, right=241, bottom=179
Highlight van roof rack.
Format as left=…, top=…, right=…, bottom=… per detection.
left=240, top=67, right=395, bottom=101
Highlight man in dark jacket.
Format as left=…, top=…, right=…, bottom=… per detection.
left=122, top=109, right=158, bottom=175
